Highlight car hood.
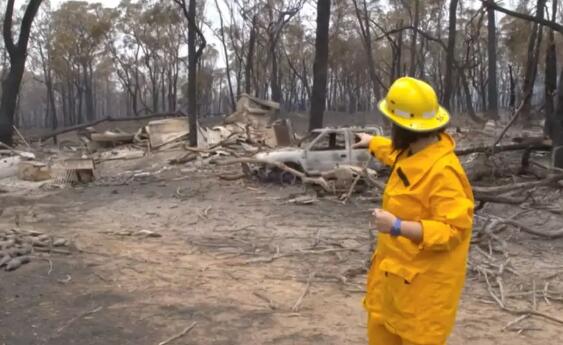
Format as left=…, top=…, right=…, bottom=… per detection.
left=255, top=148, right=303, bottom=160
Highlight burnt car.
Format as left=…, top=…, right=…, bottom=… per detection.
left=255, top=126, right=384, bottom=174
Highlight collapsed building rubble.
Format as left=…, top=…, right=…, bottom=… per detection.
left=0, top=95, right=301, bottom=190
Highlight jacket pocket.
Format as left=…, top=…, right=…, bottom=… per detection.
left=379, top=258, right=421, bottom=318
left=414, top=271, right=463, bottom=338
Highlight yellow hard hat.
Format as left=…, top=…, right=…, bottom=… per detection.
left=378, top=77, right=450, bottom=132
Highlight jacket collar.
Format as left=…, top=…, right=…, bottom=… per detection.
left=393, top=133, right=456, bottom=188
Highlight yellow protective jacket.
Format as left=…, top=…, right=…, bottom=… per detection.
left=364, top=133, right=474, bottom=344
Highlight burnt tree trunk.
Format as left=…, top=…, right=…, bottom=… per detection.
left=460, top=70, right=480, bottom=123
left=46, top=76, right=57, bottom=130
left=509, top=65, right=516, bottom=110
left=245, top=15, right=257, bottom=95
left=84, top=62, right=96, bottom=122
left=309, top=0, right=331, bottom=131
left=271, top=51, right=282, bottom=103
left=174, top=0, right=206, bottom=146
left=352, top=0, right=382, bottom=102
left=409, top=0, right=419, bottom=77
left=0, top=0, right=43, bottom=145
left=521, top=0, right=547, bottom=123
left=395, top=22, right=403, bottom=80
left=442, top=0, right=458, bottom=110
left=544, top=0, right=558, bottom=138
left=38, top=43, right=57, bottom=130
left=214, top=0, right=236, bottom=111
left=553, top=69, right=563, bottom=168
left=417, top=36, right=425, bottom=78
left=76, top=81, right=84, bottom=124
left=487, top=6, right=499, bottom=120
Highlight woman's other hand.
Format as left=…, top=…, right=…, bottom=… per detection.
left=373, top=209, right=396, bottom=234
left=352, top=132, right=374, bottom=149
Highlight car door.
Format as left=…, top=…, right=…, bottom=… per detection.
left=305, top=130, right=349, bottom=172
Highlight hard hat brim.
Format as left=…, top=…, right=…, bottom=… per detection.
left=378, top=99, right=450, bottom=132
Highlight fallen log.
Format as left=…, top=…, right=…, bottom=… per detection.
left=456, top=142, right=551, bottom=156
left=35, top=112, right=187, bottom=142
left=169, top=153, right=198, bottom=165
left=473, top=174, right=563, bottom=195
left=474, top=193, right=531, bottom=205
left=491, top=216, right=563, bottom=239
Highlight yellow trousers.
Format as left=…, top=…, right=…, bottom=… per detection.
left=368, top=314, right=446, bottom=345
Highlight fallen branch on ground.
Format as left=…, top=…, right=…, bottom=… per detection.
left=503, top=314, right=530, bottom=331
left=481, top=269, right=563, bottom=324
left=492, top=92, right=531, bottom=148
left=157, top=322, right=197, bottom=345
left=253, top=291, right=277, bottom=310
left=56, top=306, right=103, bottom=333
left=342, top=160, right=371, bottom=203
left=531, top=160, right=563, bottom=173
left=342, top=174, right=362, bottom=204
left=292, top=272, right=316, bottom=312
left=13, top=126, right=32, bottom=150
left=218, top=173, right=246, bottom=181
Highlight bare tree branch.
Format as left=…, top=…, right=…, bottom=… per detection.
left=482, top=0, right=563, bottom=34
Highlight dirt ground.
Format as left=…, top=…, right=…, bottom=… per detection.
left=2, top=118, right=563, bottom=345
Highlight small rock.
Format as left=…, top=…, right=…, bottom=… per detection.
left=0, top=255, right=12, bottom=268
left=31, top=237, right=49, bottom=247
left=134, top=230, right=162, bottom=238
left=53, top=239, right=68, bottom=247
left=37, top=234, right=51, bottom=241
left=114, top=230, right=133, bottom=236
left=0, top=239, right=15, bottom=250
left=5, top=256, right=31, bottom=271
left=16, top=245, right=33, bottom=256
left=7, top=246, right=32, bottom=257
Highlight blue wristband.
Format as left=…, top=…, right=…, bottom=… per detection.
left=390, top=218, right=402, bottom=237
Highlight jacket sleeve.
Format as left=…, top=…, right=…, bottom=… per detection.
left=368, top=136, right=397, bottom=167
left=420, top=166, right=474, bottom=251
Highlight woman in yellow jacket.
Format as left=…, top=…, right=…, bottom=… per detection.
left=355, top=77, right=474, bottom=345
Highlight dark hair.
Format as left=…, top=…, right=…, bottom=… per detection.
left=391, top=124, right=444, bottom=151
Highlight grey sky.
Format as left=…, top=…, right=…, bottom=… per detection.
left=50, top=0, right=225, bottom=65
left=51, top=0, right=117, bottom=8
